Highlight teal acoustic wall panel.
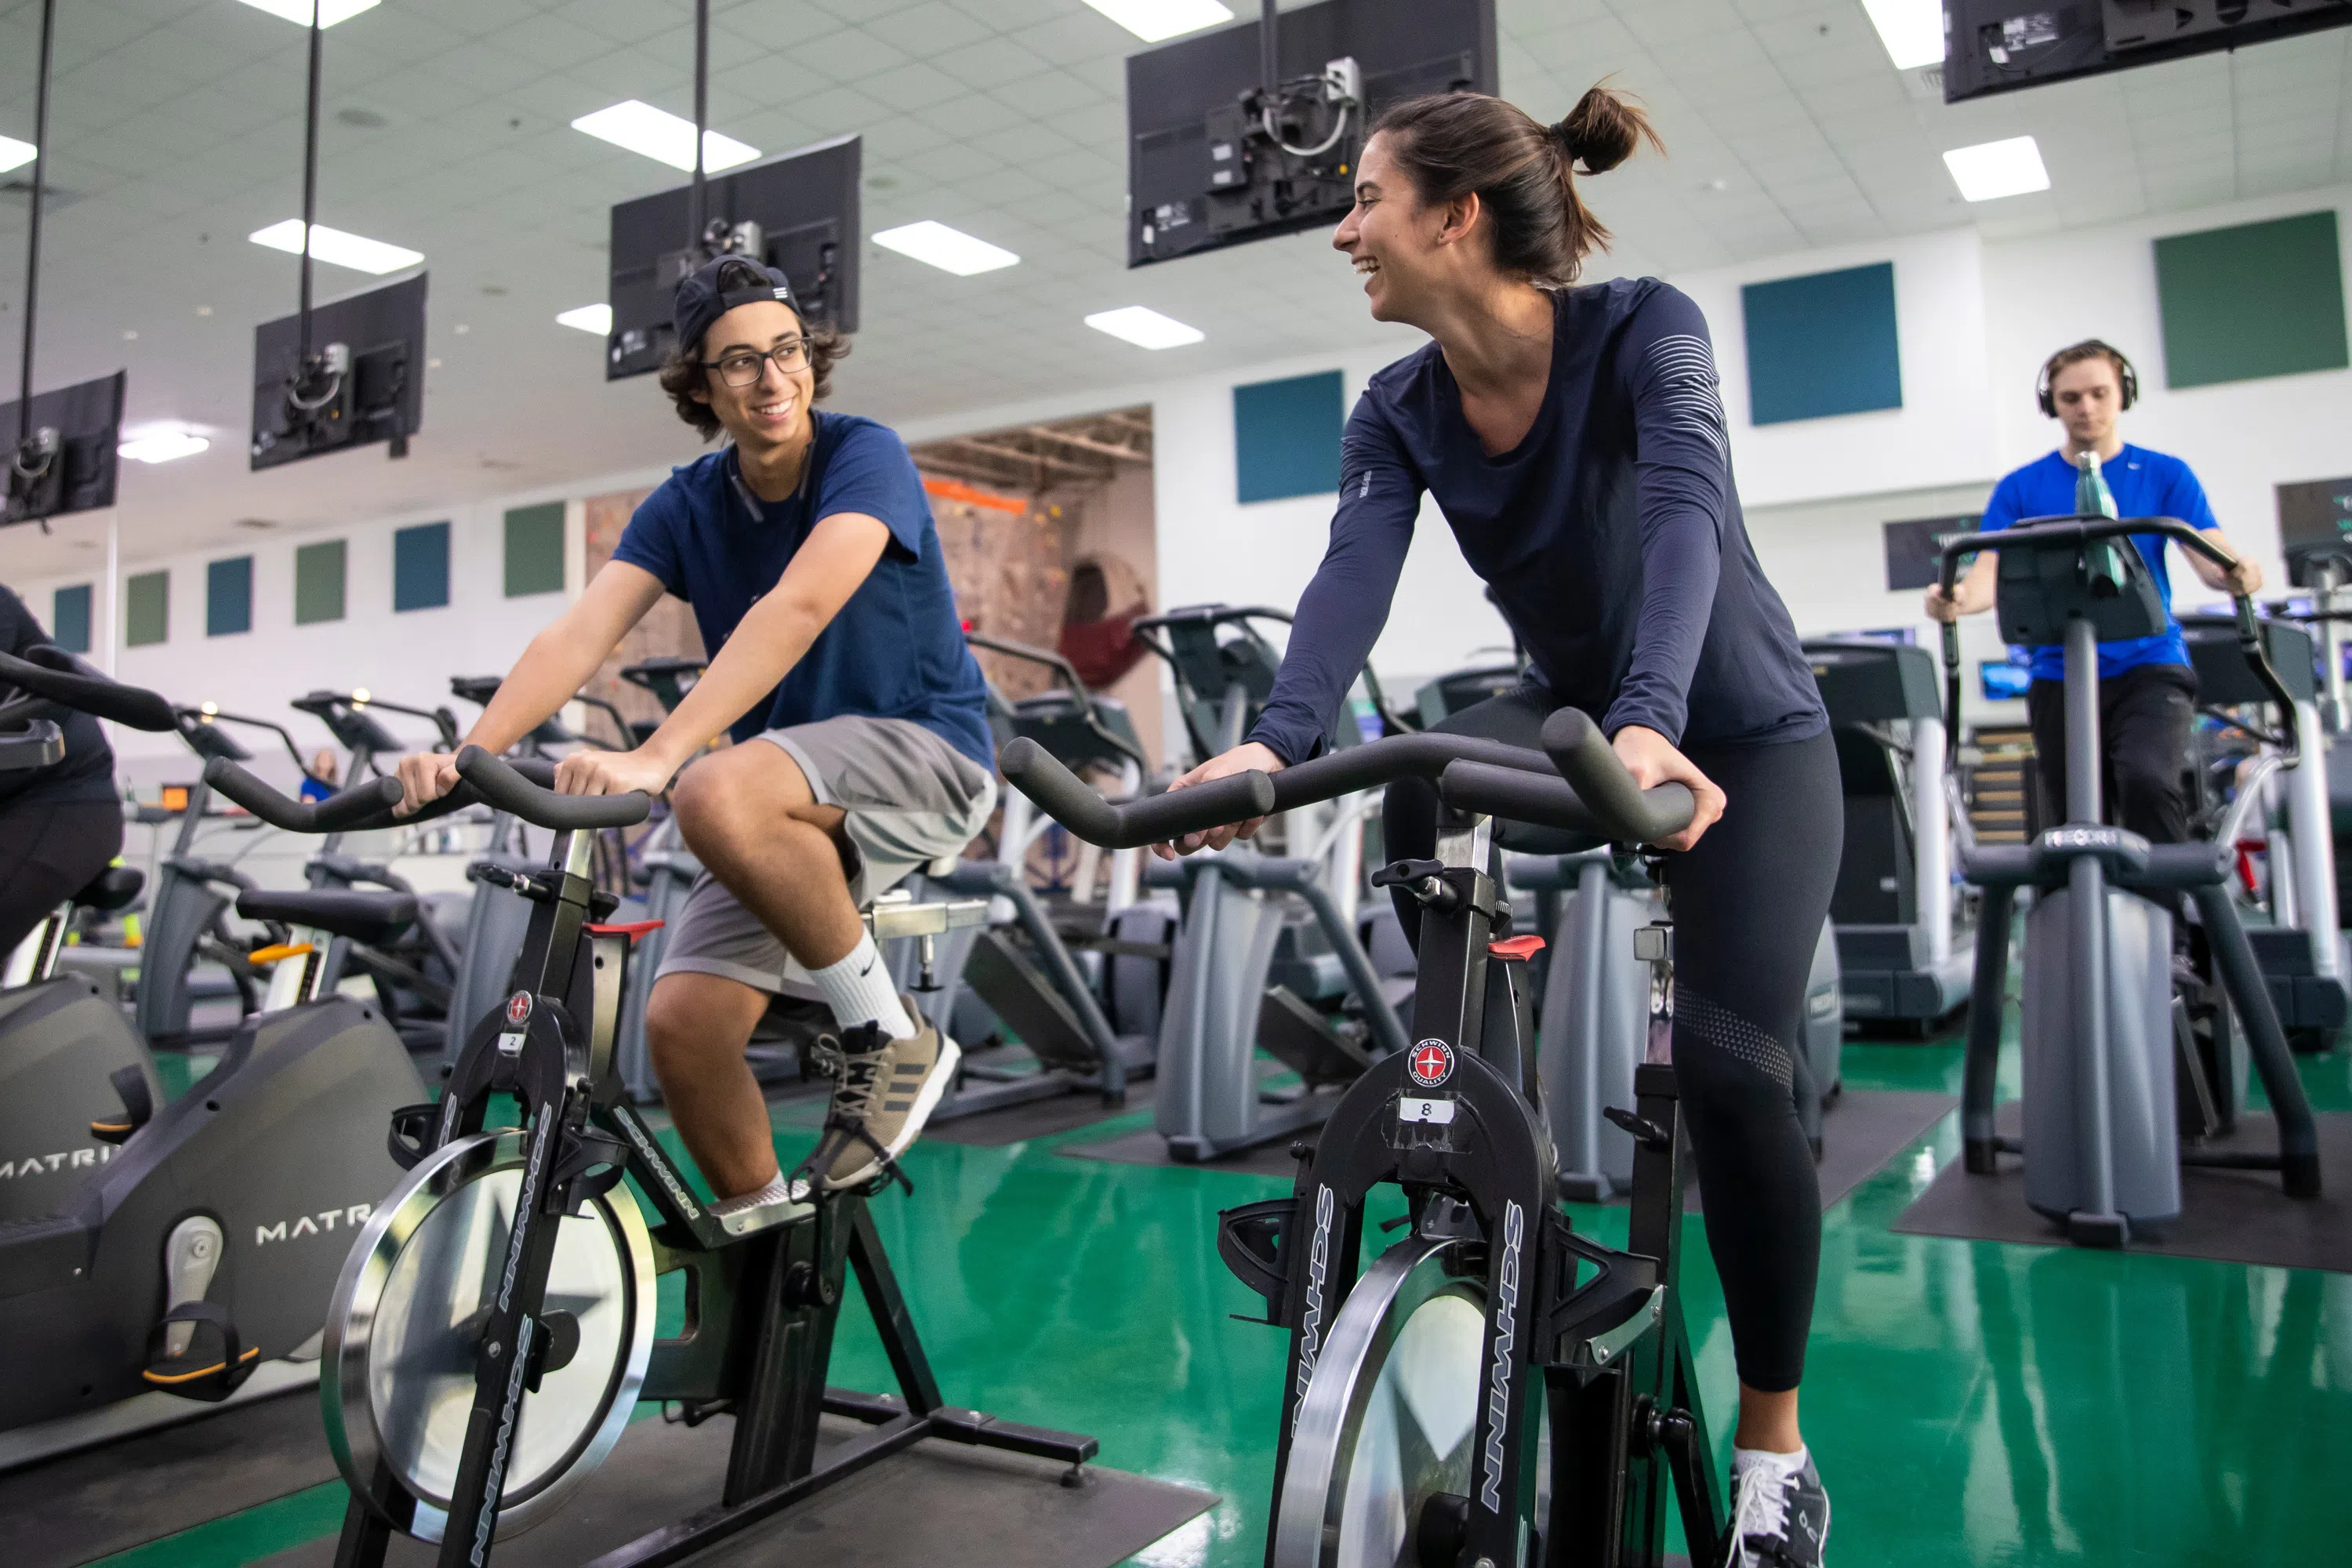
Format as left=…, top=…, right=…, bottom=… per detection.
left=1234, top=370, right=1344, bottom=503
left=2155, top=212, right=2350, bottom=389
left=394, top=521, right=451, bottom=612
left=1741, top=262, right=1902, bottom=425
left=51, top=584, right=92, bottom=653
left=207, top=556, right=253, bottom=637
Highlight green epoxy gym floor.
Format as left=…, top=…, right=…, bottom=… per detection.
left=109, top=1028, right=2352, bottom=1568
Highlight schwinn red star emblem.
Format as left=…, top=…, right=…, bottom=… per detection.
left=505, top=992, right=532, bottom=1026
left=1407, top=1040, right=1454, bottom=1087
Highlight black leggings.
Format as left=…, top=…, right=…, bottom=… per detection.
left=1382, top=688, right=1840, bottom=1392
left=0, top=799, right=125, bottom=959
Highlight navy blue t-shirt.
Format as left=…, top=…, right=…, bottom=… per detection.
left=1980, top=445, right=2220, bottom=682
left=1250, top=278, right=1824, bottom=764
left=612, top=412, right=992, bottom=768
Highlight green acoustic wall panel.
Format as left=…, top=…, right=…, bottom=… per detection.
left=1741, top=261, right=1902, bottom=425
left=125, top=571, right=168, bottom=648
left=2155, top=211, right=2350, bottom=389
left=393, top=521, right=451, bottom=612
left=50, top=584, right=92, bottom=653
left=1234, top=369, right=1344, bottom=503
left=295, top=539, right=347, bottom=626
left=206, top=556, right=253, bottom=637
left=504, top=503, right=566, bottom=597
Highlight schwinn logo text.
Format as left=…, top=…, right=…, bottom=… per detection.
left=256, top=1204, right=372, bottom=1245
left=497, top=1116, right=555, bottom=1312
left=471, top=1313, right=535, bottom=1566
left=616, top=1112, right=700, bottom=1218
left=1291, top=1185, right=1337, bottom=1418
left=0, top=1145, right=117, bottom=1181
left=1478, top=1200, right=1526, bottom=1513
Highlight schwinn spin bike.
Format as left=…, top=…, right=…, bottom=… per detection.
left=205, top=747, right=1098, bottom=1568
left=1002, top=708, right=1730, bottom=1568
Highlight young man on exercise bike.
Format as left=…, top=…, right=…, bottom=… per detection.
left=1926, top=339, right=2260, bottom=844
left=394, top=256, right=994, bottom=1221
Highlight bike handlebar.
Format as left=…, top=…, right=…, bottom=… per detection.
left=203, top=761, right=406, bottom=832
left=0, top=648, right=180, bottom=732
left=1000, top=707, right=1694, bottom=849
left=453, top=746, right=650, bottom=829
left=203, top=747, right=651, bottom=833
left=0, top=720, right=65, bottom=772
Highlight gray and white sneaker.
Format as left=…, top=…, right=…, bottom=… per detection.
left=1723, top=1451, right=1829, bottom=1567
left=789, top=1001, right=959, bottom=1196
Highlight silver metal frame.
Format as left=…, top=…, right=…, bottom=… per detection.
left=322, top=1129, right=655, bottom=1543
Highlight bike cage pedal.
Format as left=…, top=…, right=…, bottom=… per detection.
left=386, top=1102, right=441, bottom=1170
left=1215, top=1197, right=1294, bottom=1326
left=550, top=1126, right=633, bottom=1215
left=90, top=1065, right=154, bottom=1145
left=143, top=1301, right=260, bottom=1402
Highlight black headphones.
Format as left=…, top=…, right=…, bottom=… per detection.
left=2037, top=339, right=2138, bottom=417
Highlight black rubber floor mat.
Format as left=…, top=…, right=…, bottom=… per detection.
left=0, top=1385, right=336, bottom=1568
left=925, top=1080, right=1156, bottom=1147
left=1058, top=1125, right=1310, bottom=1179
left=1894, top=1102, right=2352, bottom=1272
left=1656, top=1088, right=1958, bottom=1215
left=258, top=1412, right=1217, bottom=1568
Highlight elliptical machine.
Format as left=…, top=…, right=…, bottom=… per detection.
left=1940, top=515, right=2323, bottom=1246
left=1005, top=711, right=1730, bottom=1566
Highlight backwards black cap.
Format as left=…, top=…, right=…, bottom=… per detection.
left=674, top=255, right=797, bottom=359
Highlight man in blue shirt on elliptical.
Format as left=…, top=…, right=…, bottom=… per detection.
left=1926, top=339, right=2263, bottom=845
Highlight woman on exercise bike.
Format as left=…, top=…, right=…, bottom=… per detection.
left=1156, top=87, right=1838, bottom=1567
left=0, top=583, right=123, bottom=958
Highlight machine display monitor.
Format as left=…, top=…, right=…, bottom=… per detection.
left=604, top=134, right=860, bottom=381
left=1882, top=514, right=1980, bottom=592
left=1125, top=0, right=1494, bottom=268
left=2, top=370, right=124, bottom=527
left=1944, top=2, right=2352, bottom=105
left=249, top=274, right=427, bottom=471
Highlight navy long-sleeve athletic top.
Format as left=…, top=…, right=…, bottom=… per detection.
left=1247, top=278, right=1825, bottom=765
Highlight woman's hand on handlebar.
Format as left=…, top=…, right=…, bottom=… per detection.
left=393, top=752, right=462, bottom=818
left=1149, top=741, right=1285, bottom=860
left=554, top=745, right=676, bottom=799
left=1610, top=726, right=1722, bottom=853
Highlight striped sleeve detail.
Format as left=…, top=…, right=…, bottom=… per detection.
left=1644, top=333, right=1729, bottom=462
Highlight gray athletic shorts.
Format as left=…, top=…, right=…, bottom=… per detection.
left=655, top=715, right=996, bottom=996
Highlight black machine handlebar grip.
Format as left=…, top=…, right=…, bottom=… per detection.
left=998, top=736, right=1277, bottom=848
left=0, top=648, right=180, bottom=732
left=0, top=720, right=65, bottom=771
left=1437, top=759, right=1695, bottom=843
left=1131, top=604, right=1294, bottom=633
left=201, top=760, right=405, bottom=832
left=1540, top=708, right=1700, bottom=844
left=1263, top=733, right=1555, bottom=810
left=454, top=746, right=650, bottom=829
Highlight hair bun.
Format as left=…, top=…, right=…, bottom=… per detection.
left=1556, top=85, right=1651, bottom=176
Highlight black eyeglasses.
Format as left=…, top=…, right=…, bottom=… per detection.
left=702, top=339, right=811, bottom=387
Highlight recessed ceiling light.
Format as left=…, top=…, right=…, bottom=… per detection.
left=1085, top=306, right=1203, bottom=350
left=872, top=221, right=1019, bottom=277
left=1943, top=136, right=2050, bottom=202
left=249, top=219, right=423, bottom=274
left=557, top=303, right=612, bottom=335
left=1860, top=0, right=1944, bottom=71
left=0, top=135, right=33, bottom=175
left=571, top=101, right=759, bottom=173
left=1080, top=0, right=1233, bottom=43
left=231, top=0, right=381, bottom=28
left=119, top=429, right=210, bottom=464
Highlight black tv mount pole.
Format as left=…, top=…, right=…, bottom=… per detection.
left=690, top=0, right=709, bottom=258
left=297, top=1, right=322, bottom=365
left=13, top=0, right=58, bottom=495
left=1260, top=0, right=1278, bottom=98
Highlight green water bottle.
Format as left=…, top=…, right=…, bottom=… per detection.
left=2076, top=449, right=2127, bottom=595
left=2075, top=449, right=2118, bottom=518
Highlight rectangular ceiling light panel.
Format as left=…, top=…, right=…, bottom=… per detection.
left=1943, top=136, right=2050, bottom=201
left=872, top=221, right=1019, bottom=276
left=249, top=219, right=423, bottom=274
left=119, top=429, right=210, bottom=464
left=1085, top=305, right=1204, bottom=349
left=1081, top=0, right=1234, bottom=42
left=0, top=135, right=34, bottom=175
left=1860, top=0, right=1944, bottom=71
left=557, top=303, right=613, bottom=335
left=572, top=101, right=759, bottom=173
left=233, top=0, right=382, bottom=27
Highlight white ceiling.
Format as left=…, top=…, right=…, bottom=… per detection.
left=5, top=0, right=2352, bottom=580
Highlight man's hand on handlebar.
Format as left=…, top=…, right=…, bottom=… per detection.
left=393, top=751, right=463, bottom=818
left=1150, top=741, right=1285, bottom=859
left=1610, top=726, right=1722, bottom=854
left=554, top=745, right=677, bottom=799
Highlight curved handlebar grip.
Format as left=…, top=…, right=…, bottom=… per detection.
left=1438, top=761, right=1695, bottom=842
left=1000, top=736, right=1277, bottom=849
left=0, top=648, right=179, bottom=732
left=0, top=720, right=66, bottom=772
left=202, top=759, right=405, bottom=832
left=1538, top=710, right=1699, bottom=844
left=454, top=746, right=650, bottom=829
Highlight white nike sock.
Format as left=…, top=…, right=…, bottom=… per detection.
left=1732, top=1443, right=1808, bottom=1475
left=710, top=1171, right=793, bottom=1217
left=809, top=932, right=916, bottom=1040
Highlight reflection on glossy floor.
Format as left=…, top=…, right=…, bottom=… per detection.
left=96, top=1025, right=2352, bottom=1568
